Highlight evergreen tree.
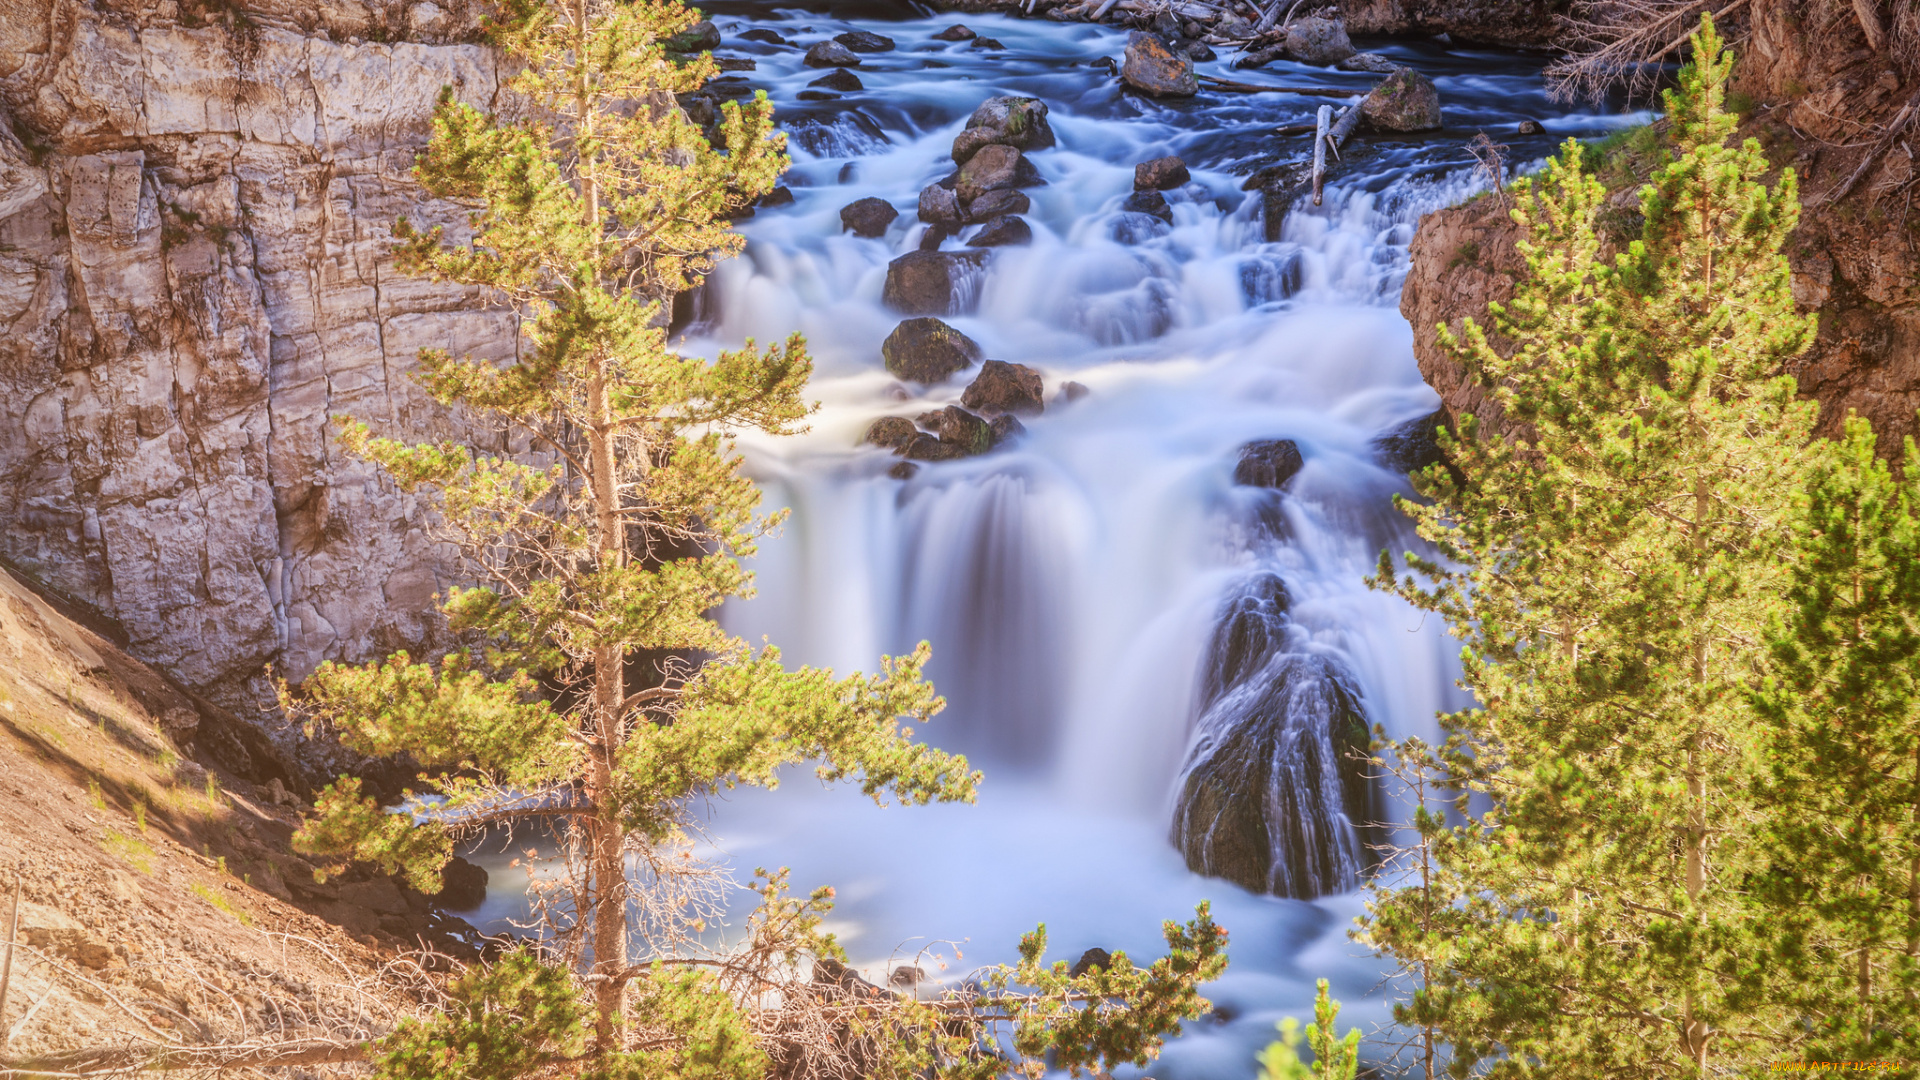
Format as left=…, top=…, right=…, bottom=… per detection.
left=283, top=0, right=979, bottom=1053
left=1752, top=416, right=1920, bottom=1064
left=1362, top=17, right=1817, bottom=1076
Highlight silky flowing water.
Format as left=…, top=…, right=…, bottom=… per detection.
left=461, top=10, right=1644, bottom=1074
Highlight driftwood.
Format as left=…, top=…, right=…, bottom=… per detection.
left=1197, top=73, right=1363, bottom=97
left=1310, top=105, right=1332, bottom=205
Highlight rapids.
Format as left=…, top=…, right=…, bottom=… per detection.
left=461, top=9, right=1647, bottom=1075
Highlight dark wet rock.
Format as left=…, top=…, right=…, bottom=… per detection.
left=739, top=27, right=787, bottom=45
left=1134, top=155, right=1190, bottom=192
left=933, top=24, right=977, bottom=41
left=1233, top=44, right=1285, bottom=69
left=864, top=416, right=920, bottom=449
left=1057, top=380, right=1090, bottom=404
left=918, top=223, right=953, bottom=251
left=708, top=76, right=755, bottom=97
left=1517, top=118, right=1545, bottom=135
left=1011, top=155, right=1047, bottom=189
left=835, top=29, right=896, bottom=52
left=970, top=36, right=1005, bottom=49
left=1186, top=40, right=1216, bottom=61
left=967, top=215, right=1032, bottom=248
left=432, top=856, right=489, bottom=911
left=838, top=162, right=859, bottom=184
left=1284, top=16, right=1355, bottom=65
left=935, top=405, right=995, bottom=455
left=1091, top=55, right=1119, bottom=76
left=1337, top=51, right=1398, bottom=73
left=903, top=432, right=971, bottom=462
left=809, top=68, right=863, bottom=91
left=881, top=316, right=983, bottom=381
left=889, top=460, right=920, bottom=480
left=759, top=186, right=795, bottom=209
left=915, top=410, right=948, bottom=429
left=840, top=196, right=899, bottom=238
left=966, top=188, right=1031, bottom=219
left=962, top=360, right=1046, bottom=416
left=955, top=144, right=1024, bottom=205
left=1360, top=66, right=1442, bottom=132
left=679, top=92, right=716, bottom=127
left=917, top=182, right=967, bottom=228
left=716, top=56, right=756, bottom=71
left=953, top=97, right=1058, bottom=164
left=1122, top=31, right=1197, bottom=97
left=797, top=90, right=839, bottom=102
left=1069, top=947, right=1112, bottom=977
left=665, top=18, right=720, bottom=53
left=1233, top=438, right=1304, bottom=489
left=1122, top=189, right=1173, bottom=224
left=990, top=413, right=1027, bottom=446
left=803, top=39, right=862, bottom=67
left=1370, top=408, right=1450, bottom=476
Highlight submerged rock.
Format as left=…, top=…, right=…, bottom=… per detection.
left=834, top=30, right=896, bottom=52
left=803, top=40, right=861, bottom=67
left=882, top=250, right=986, bottom=316
left=881, top=317, right=983, bottom=382
left=840, top=196, right=898, bottom=238
left=1361, top=66, right=1443, bottom=132
left=966, top=215, right=1032, bottom=248
left=1122, top=190, right=1173, bottom=224
left=1371, top=409, right=1451, bottom=476
left=1233, top=439, right=1304, bottom=488
left=1134, top=155, right=1191, bottom=192
left=739, top=27, right=787, bottom=45
left=962, top=360, right=1046, bottom=416
left=808, top=69, right=863, bottom=92
left=989, top=413, right=1027, bottom=446
left=1337, top=52, right=1399, bottom=74
left=1283, top=17, right=1355, bottom=65
left=1121, top=31, right=1197, bottom=97
left=933, top=24, right=977, bottom=41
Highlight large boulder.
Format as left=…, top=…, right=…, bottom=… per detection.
left=967, top=215, right=1032, bottom=248
left=840, top=197, right=899, bottom=238
left=1233, top=439, right=1304, bottom=488
left=1360, top=66, right=1442, bottom=132
left=918, top=183, right=967, bottom=228
left=1283, top=17, right=1356, bottom=65
left=934, top=405, right=995, bottom=456
left=1370, top=409, right=1450, bottom=476
left=803, top=40, right=861, bottom=68
left=882, top=317, right=984, bottom=382
left=1135, top=155, right=1191, bottom=192
left=835, top=30, right=896, bottom=52
left=952, top=96, right=1057, bottom=164
left=1122, top=31, right=1197, bottom=97
left=961, top=360, right=1046, bottom=415
left=966, top=188, right=1031, bottom=219
left=432, top=856, right=489, bottom=911
left=955, top=144, right=1024, bottom=205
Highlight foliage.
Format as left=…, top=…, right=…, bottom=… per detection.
left=1364, top=16, right=1818, bottom=1076
left=374, top=952, right=589, bottom=1080
left=1256, top=980, right=1361, bottom=1080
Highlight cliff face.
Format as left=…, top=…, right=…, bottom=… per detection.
left=0, top=0, right=510, bottom=779
left=1402, top=0, right=1920, bottom=449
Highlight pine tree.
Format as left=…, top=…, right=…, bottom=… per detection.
left=1362, top=16, right=1817, bottom=1076
left=1752, top=416, right=1920, bottom=1064
left=282, top=0, right=979, bottom=1052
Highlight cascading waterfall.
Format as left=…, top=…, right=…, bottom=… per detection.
left=458, top=9, right=1649, bottom=1073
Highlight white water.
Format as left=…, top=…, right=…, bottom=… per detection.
left=460, top=12, right=1648, bottom=1075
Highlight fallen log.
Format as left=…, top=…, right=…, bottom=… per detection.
left=1197, top=74, right=1364, bottom=97
left=1310, top=105, right=1332, bottom=206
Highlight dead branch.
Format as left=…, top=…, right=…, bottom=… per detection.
left=1823, top=93, right=1920, bottom=202
left=1, top=1037, right=371, bottom=1077
left=1544, top=0, right=1754, bottom=103
left=1196, top=73, right=1362, bottom=96
left=1854, top=0, right=1887, bottom=51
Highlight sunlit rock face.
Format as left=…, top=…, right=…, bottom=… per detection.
left=0, top=0, right=517, bottom=777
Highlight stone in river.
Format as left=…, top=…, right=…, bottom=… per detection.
left=966, top=188, right=1030, bottom=220
left=1517, top=119, right=1546, bottom=135
left=934, top=405, right=995, bottom=455
left=951, top=96, right=1057, bottom=164
left=664, top=19, right=720, bottom=52
left=881, top=316, right=983, bottom=381
left=863, top=416, right=920, bottom=450
left=1186, top=41, right=1216, bottom=62
left=989, top=413, right=1027, bottom=446
left=1360, top=66, right=1442, bottom=131
left=955, top=144, right=1023, bottom=204
left=803, top=40, right=861, bottom=67
left=1134, top=155, right=1190, bottom=192
left=1122, top=189, right=1173, bottom=224
left=1233, top=438, right=1304, bottom=488
left=902, top=432, right=971, bottom=461
left=970, top=37, right=1005, bottom=50
left=1056, top=380, right=1090, bottom=405
left=917, top=182, right=967, bottom=228
left=739, top=28, right=787, bottom=45
left=758, top=186, right=794, bottom=209
left=1283, top=16, right=1355, bottom=66
left=961, top=359, right=1046, bottom=416
left=1338, top=52, right=1399, bottom=73
left=966, top=215, right=1032, bottom=248
left=835, top=29, right=895, bottom=52
left=840, top=196, right=899, bottom=238
left=797, top=91, right=838, bottom=101
left=432, top=856, right=489, bottom=910
left=933, top=24, right=976, bottom=41
left=1122, top=31, right=1197, bottom=97
left=808, top=68, right=863, bottom=91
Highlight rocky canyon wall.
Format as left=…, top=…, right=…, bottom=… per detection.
left=0, top=0, right=516, bottom=782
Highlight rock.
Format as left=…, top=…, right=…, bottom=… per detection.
left=918, top=183, right=968, bottom=228
left=1283, top=16, right=1355, bottom=65
left=1091, top=55, right=1119, bottom=76
left=1069, top=947, right=1112, bottom=977
left=338, top=876, right=412, bottom=916
left=933, top=24, right=977, bottom=41
left=716, top=57, right=757, bottom=71
left=889, top=965, right=927, bottom=987
left=889, top=461, right=920, bottom=480
left=935, top=405, right=995, bottom=455
left=809, top=69, right=863, bottom=91
left=962, top=360, right=1046, bottom=416
left=759, top=186, right=795, bottom=209
left=1337, top=0, right=1561, bottom=48
left=967, top=189, right=1031, bottom=219
left=740, top=28, right=787, bottom=45
left=25, top=926, right=122, bottom=970
left=1134, top=156, right=1191, bottom=192
left=990, top=413, right=1028, bottom=446
left=1057, top=381, right=1091, bottom=404
left=1122, top=190, right=1174, bottom=224
left=803, top=40, right=861, bottom=67
left=903, top=432, right=972, bottom=462
left=1011, top=155, right=1047, bottom=189
left=955, top=144, right=1024, bottom=205
left=916, top=410, right=949, bottom=429
left=1233, top=439, right=1304, bottom=488
left=1234, top=45, right=1285, bottom=69
left=967, top=215, right=1032, bottom=248
left=1517, top=119, right=1546, bottom=135
left=1122, top=31, right=1198, bottom=97
left=840, top=197, right=899, bottom=238
left=1187, top=41, right=1216, bottom=61
left=865, top=416, right=921, bottom=449
left=919, top=224, right=954, bottom=251
left=798, top=90, right=839, bottom=102
left=971, top=37, right=1005, bottom=50
left=953, top=97, right=1058, bottom=164
left=265, top=776, right=302, bottom=807
left=835, top=30, right=896, bottom=52
left=665, top=19, right=721, bottom=53
left=432, top=855, right=489, bottom=910
left=1337, top=52, right=1399, bottom=73
left=882, top=317, right=984, bottom=381
left=1371, top=409, right=1450, bottom=476
left=1360, top=66, right=1442, bottom=132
